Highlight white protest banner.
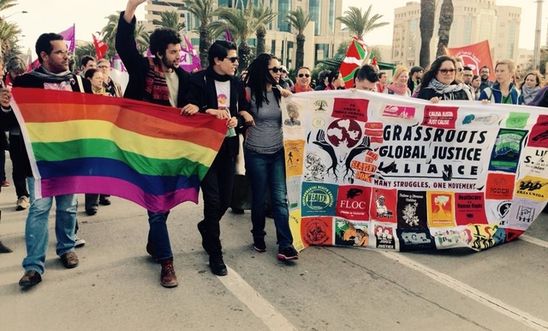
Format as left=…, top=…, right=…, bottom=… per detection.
left=282, top=90, right=547, bottom=252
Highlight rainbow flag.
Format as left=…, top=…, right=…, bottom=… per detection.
left=11, top=88, right=228, bottom=212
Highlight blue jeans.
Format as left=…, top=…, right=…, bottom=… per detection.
left=22, top=177, right=77, bottom=274
left=244, top=148, right=293, bottom=248
left=147, top=211, right=172, bottom=261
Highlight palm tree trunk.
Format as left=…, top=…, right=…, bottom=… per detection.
left=436, top=0, right=454, bottom=57
left=199, top=24, right=210, bottom=68
left=238, top=42, right=251, bottom=72
left=295, top=34, right=305, bottom=70
left=256, top=27, right=266, bottom=55
left=419, top=0, right=435, bottom=68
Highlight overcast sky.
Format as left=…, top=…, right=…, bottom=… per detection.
left=5, top=0, right=545, bottom=58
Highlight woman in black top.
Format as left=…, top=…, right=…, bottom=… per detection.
left=416, top=56, right=472, bottom=102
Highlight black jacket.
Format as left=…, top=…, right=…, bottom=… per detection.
left=187, top=69, right=245, bottom=157
left=115, top=12, right=190, bottom=107
left=417, top=86, right=471, bottom=101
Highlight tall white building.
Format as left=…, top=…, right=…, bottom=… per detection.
left=144, top=0, right=350, bottom=70
left=392, top=0, right=521, bottom=67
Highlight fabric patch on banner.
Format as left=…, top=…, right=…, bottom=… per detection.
left=289, top=210, right=304, bottom=250
left=527, top=114, right=548, bottom=148
left=427, top=191, right=456, bottom=228
left=284, top=140, right=305, bottom=177
left=397, top=190, right=428, bottom=229
left=520, top=148, right=547, bottom=177
left=505, top=112, right=530, bottom=129
left=485, top=172, right=515, bottom=200
left=463, top=224, right=505, bottom=250
left=301, top=217, right=333, bottom=246
left=370, top=188, right=397, bottom=223
left=505, top=198, right=544, bottom=231
left=485, top=200, right=512, bottom=226
left=431, top=227, right=468, bottom=249
left=301, top=183, right=338, bottom=216
left=336, top=185, right=371, bottom=220
left=373, top=223, right=396, bottom=249
left=332, top=98, right=368, bottom=122
left=514, top=176, right=548, bottom=202
left=334, top=219, right=369, bottom=247
left=489, top=129, right=527, bottom=173
left=455, top=192, right=488, bottom=225
left=382, top=105, right=416, bottom=120
left=422, top=105, right=458, bottom=129
left=397, top=228, right=435, bottom=251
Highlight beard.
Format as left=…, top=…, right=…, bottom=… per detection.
left=162, top=56, right=179, bottom=71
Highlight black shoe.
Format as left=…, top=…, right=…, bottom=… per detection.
left=19, top=270, right=42, bottom=289
left=253, top=237, right=266, bottom=252
left=99, top=197, right=111, bottom=206
left=85, top=207, right=97, bottom=216
left=277, top=246, right=298, bottom=261
left=0, top=241, right=12, bottom=253
left=209, top=255, right=227, bottom=276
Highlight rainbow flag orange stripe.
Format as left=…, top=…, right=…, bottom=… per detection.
left=12, top=88, right=227, bottom=212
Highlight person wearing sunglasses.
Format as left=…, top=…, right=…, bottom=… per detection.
left=239, top=53, right=299, bottom=262
left=292, top=66, right=313, bottom=93
left=416, top=55, right=472, bottom=102
left=479, top=59, right=519, bottom=104
left=186, top=40, right=244, bottom=277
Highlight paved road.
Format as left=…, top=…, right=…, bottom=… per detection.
left=0, top=160, right=547, bottom=331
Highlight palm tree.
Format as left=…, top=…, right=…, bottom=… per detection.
left=436, top=0, right=454, bottom=57
left=336, top=6, right=388, bottom=40
left=101, top=12, right=149, bottom=59
left=287, top=8, right=310, bottom=70
left=211, top=2, right=276, bottom=71
left=74, top=42, right=96, bottom=68
left=184, top=0, right=216, bottom=68
left=0, top=0, right=17, bottom=13
left=153, top=10, right=185, bottom=32
left=254, top=5, right=277, bottom=55
left=0, top=20, right=20, bottom=61
left=419, top=0, right=435, bottom=68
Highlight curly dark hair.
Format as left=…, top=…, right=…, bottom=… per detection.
left=149, top=28, right=181, bottom=64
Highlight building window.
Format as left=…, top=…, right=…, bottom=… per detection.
left=328, top=0, right=335, bottom=33
left=278, top=0, right=291, bottom=32
left=315, top=43, right=330, bottom=63
left=309, top=0, right=321, bottom=35
left=271, top=40, right=276, bottom=55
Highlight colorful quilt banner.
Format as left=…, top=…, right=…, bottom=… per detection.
left=282, top=91, right=548, bottom=252
left=11, top=88, right=227, bottom=212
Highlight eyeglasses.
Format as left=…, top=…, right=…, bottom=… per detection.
left=97, top=65, right=109, bottom=69
left=226, top=56, right=239, bottom=63
left=298, top=73, right=310, bottom=78
left=457, top=68, right=463, bottom=72
left=439, top=69, right=456, bottom=74
left=269, top=67, right=283, bottom=73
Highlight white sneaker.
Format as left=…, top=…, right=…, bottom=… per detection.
left=16, top=196, right=30, bottom=211
left=75, top=236, right=86, bottom=248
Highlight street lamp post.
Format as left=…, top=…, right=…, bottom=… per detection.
left=533, top=0, right=543, bottom=70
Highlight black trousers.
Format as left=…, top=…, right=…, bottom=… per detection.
left=0, top=131, right=7, bottom=182
left=8, top=134, right=29, bottom=199
left=199, top=140, right=235, bottom=256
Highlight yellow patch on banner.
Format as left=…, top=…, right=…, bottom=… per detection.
left=289, top=209, right=305, bottom=251
left=284, top=140, right=305, bottom=177
left=426, top=191, right=456, bottom=227
left=514, top=176, right=548, bottom=202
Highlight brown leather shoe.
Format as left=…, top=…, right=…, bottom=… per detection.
left=19, top=270, right=42, bottom=288
left=160, top=259, right=178, bottom=288
left=60, top=251, right=79, bottom=269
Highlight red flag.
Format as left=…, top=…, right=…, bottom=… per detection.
left=446, top=40, right=494, bottom=81
left=92, top=34, right=108, bottom=60
left=339, top=37, right=368, bottom=89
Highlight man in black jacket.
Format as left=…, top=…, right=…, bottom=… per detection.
left=2, top=33, right=91, bottom=289
left=186, top=41, right=243, bottom=276
left=116, top=0, right=199, bottom=288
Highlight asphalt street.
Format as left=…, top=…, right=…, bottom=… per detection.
left=0, top=159, right=547, bottom=331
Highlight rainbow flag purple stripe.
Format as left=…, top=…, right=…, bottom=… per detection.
left=12, top=88, right=228, bottom=212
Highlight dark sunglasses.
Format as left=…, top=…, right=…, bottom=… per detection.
left=226, top=56, right=239, bottom=63
left=269, top=67, right=283, bottom=73
left=298, top=73, right=310, bottom=78
left=439, top=69, right=456, bottom=74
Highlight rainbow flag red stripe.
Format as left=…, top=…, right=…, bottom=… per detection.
left=11, top=88, right=227, bottom=212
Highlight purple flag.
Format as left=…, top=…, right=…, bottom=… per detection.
left=179, top=36, right=201, bottom=73
left=59, top=24, right=76, bottom=53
